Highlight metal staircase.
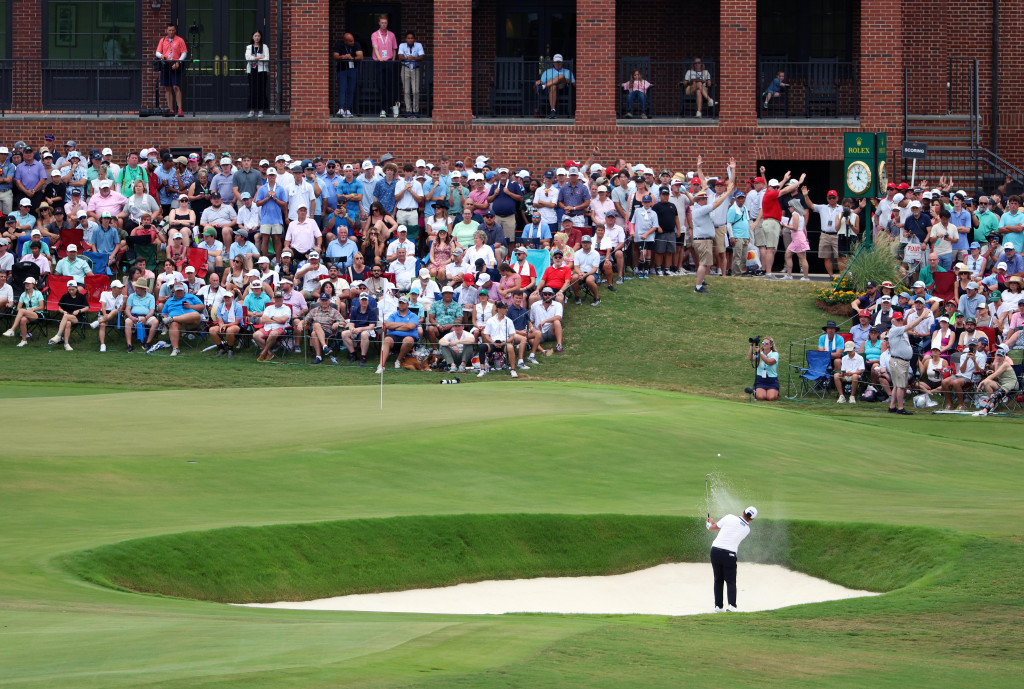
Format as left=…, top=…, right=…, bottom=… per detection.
left=901, top=58, right=1024, bottom=194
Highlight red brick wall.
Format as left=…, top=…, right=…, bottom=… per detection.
left=719, top=0, right=756, bottom=127
left=615, top=2, right=719, bottom=67
left=433, top=0, right=472, bottom=124
left=576, top=0, right=616, bottom=126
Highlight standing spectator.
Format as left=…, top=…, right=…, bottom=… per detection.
left=233, top=155, right=262, bottom=202
left=245, top=30, right=270, bottom=118
left=333, top=32, right=363, bottom=118
left=753, top=172, right=804, bottom=279
left=155, top=23, right=187, bottom=116
left=14, top=146, right=46, bottom=207
left=691, top=165, right=736, bottom=294
left=800, top=186, right=843, bottom=279
left=370, top=14, right=399, bottom=118
left=684, top=57, right=714, bottom=117
left=783, top=200, right=810, bottom=281
left=651, top=187, right=681, bottom=276
left=929, top=209, right=959, bottom=270
left=487, top=167, right=524, bottom=244
left=154, top=153, right=183, bottom=217
left=974, top=196, right=999, bottom=244
left=727, top=191, right=751, bottom=277
left=398, top=31, right=424, bottom=118
left=535, top=54, right=575, bottom=119
left=210, top=158, right=236, bottom=203
left=997, top=194, right=1024, bottom=251
left=255, top=168, right=288, bottom=257
left=557, top=167, right=590, bottom=228
left=621, top=69, right=651, bottom=118
left=0, top=146, right=15, bottom=214
left=393, top=164, right=423, bottom=242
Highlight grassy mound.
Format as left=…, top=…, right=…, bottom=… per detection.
left=64, top=514, right=965, bottom=603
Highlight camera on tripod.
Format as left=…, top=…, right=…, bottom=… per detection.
left=748, top=335, right=762, bottom=345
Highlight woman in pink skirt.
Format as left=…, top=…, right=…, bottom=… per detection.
left=783, top=198, right=810, bottom=280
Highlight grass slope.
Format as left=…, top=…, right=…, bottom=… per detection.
left=65, top=514, right=963, bottom=603
left=0, top=277, right=825, bottom=397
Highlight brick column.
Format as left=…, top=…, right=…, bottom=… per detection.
left=288, top=0, right=329, bottom=125
left=718, top=0, right=757, bottom=128
left=574, top=0, right=615, bottom=127
left=432, top=0, right=472, bottom=124
left=859, top=0, right=903, bottom=133
left=12, top=0, right=42, bottom=111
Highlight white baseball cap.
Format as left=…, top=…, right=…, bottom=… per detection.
left=343, top=163, right=354, bottom=171
left=110, top=279, right=124, bottom=288
left=768, top=178, right=780, bottom=187
left=0, top=146, right=10, bottom=154
left=744, top=506, right=758, bottom=519
left=552, top=53, right=564, bottom=61
left=66, top=244, right=78, bottom=252
left=220, top=157, right=232, bottom=165
left=362, top=160, right=373, bottom=170
left=102, top=147, right=113, bottom=156
left=415, top=159, right=426, bottom=167
left=184, top=265, right=196, bottom=273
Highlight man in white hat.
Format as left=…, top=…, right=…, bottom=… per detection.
left=91, top=279, right=125, bottom=352
left=706, top=506, right=758, bottom=612
left=54, top=243, right=92, bottom=285
left=535, top=54, right=575, bottom=119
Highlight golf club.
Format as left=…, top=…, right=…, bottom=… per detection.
left=705, top=473, right=712, bottom=520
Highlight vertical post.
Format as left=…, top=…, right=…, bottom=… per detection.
left=431, top=0, right=473, bottom=124
left=573, top=0, right=615, bottom=127
left=718, top=0, right=757, bottom=128
left=860, top=0, right=903, bottom=132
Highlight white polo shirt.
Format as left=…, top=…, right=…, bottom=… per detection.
left=711, top=514, right=751, bottom=553
left=840, top=353, right=865, bottom=374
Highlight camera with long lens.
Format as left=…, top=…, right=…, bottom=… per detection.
left=748, top=335, right=762, bottom=345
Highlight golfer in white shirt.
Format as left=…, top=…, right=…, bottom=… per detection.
left=706, top=506, right=757, bottom=612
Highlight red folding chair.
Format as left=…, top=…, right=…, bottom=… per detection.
left=57, top=227, right=85, bottom=259
left=84, top=274, right=110, bottom=313
left=45, top=275, right=73, bottom=312
left=977, top=326, right=997, bottom=354
left=382, top=272, right=397, bottom=285
left=931, top=271, right=957, bottom=304
left=185, top=247, right=209, bottom=279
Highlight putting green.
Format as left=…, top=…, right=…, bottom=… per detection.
left=2, top=382, right=1023, bottom=688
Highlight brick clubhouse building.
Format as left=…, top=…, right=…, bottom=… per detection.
left=0, top=0, right=1021, bottom=188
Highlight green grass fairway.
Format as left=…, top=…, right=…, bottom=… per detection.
left=2, top=382, right=1023, bottom=688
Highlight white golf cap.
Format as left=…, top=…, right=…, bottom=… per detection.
left=19, top=198, right=31, bottom=205
left=497, top=167, right=509, bottom=174
left=102, top=147, right=113, bottom=156
left=516, top=169, right=530, bottom=178
left=266, top=168, right=278, bottom=175
left=0, top=146, right=9, bottom=154
left=247, top=269, right=261, bottom=277
left=343, top=163, right=353, bottom=171
left=441, top=285, right=454, bottom=293
left=110, top=279, right=124, bottom=288
left=185, top=265, right=196, bottom=273
left=474, top=155, right=488, bottom=168
left=768, top=178, right=780, bottom=187
left=744, top=506, right=758, bottom=519
left=552, top=53, right=563, bottom=61
left=66, top=244, right=78, bottom=252
left=415, top=159, right=426, bottom=167
left=258, top=158, right=270, bottom=166
left=220, top=157, right=232, bottom=165
left=257, top=255, right=270, bottom=263
left=99, top=179, right=112, bottom=188
left=362, top=160, right=373, bottom=170
left=76, top=210, right=87, bottom=218
left=556, top=167, right=567, bottom=176
left=450, top=171, right=462, bottom=178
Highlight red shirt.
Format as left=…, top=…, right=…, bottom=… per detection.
left=513, top=260, right=537, bottom=287
left=541, top=264, right=572, bottom=290
left=761, top=189, right=782, bottom=221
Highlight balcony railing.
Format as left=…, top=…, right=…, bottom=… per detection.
left=473, top=59, right=576, bottom=119
left=756, top=58, right=859, bottom=119
left=328, top=58, right=433, bottom=118
left=0, top=59, right=291, bottom=117
left=617, top=58, right=719, bottom=119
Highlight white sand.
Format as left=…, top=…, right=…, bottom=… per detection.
left=239, top=563, right=879, bottom=616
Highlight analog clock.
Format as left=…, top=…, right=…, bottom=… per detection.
left=846, top=161, right=871, bottom=196
left=877, top=160, right=887, bottom=193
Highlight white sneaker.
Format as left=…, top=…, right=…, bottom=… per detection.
left=392, top=105, right=400, bottom=118
left=449, top=364, right=459, bottom=372
left=2, top=329, right=13, bottom=337
left=248, top=110, right=255, bottom=118
left=344, top=109, right=353, bottom=118
left=16, top=339, right=27, bottom=347
left=375, top=365, right=385, bottom=374
left=477, top=368, right=488, bottom=378
left=336, top=109, right=344, bottom=117
left=528, top=354, right=539, bottom=364
left=800, top=277, right=811, bottom=281
left=394, top=360, right=402, bottom=369
left=849, top=397, right=856, bottom=404
left=90, top=320, right=100, bottom=329
left=170, top=348, right=179, bottom=357
left=257, top=111, right=264, bottom=118
left=47, top=336, right=60, bottom=345
left=99, top=344, right=106, bottom=352
left=518, top=360, right=530, bottom=370
left=726, top=604, right=737, bottom=612
left=713, top=607, right=724, bottom=613
left=64, top=343, right=73, bottom=351
left=707, top=98, right=715, bottom=107
left=781, top=275, right=794, bottom=280
left=379, top=110, right=387, bottom=118
left=695, top=111, right=702, bottom=118
left=972, top=409, right=988, bottom=417
left=836, top=395, right=846, bottom=404
left=510, top=370, right=518, bottom=378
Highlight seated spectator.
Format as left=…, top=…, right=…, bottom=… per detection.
left=343, top=288, right=377, bottom=366
left=439, top=320, right=475, bottom=372
left=940, top=338, right=987, bottom=410
left=452, top=207, right=479, bottom=248
left=529, top=286, right=563, bottom=354
left=388, top=246, right=417, bottom=290
left=817, top=320, right=844, bottom=367
left=158, top=282, right=204, bottom=357
left=90, top=213, right=127, bottom=270
left=376, top=295, right=419, bottom=372
left=277, top=277, right=308, bottom=351
left=87, top=180, right=128, bottom=227
left=363, top=201, right=399, bottom=244
left=445, top=247, right=469, bottom=285
left=228, top=229, right=261, bottom=271
left=762, top=70, right=789, bottom=109
left=296, top=251, right=330, bottom=299
left=54, top=244, right=92, bottom=285
left=478, top=212, right=506, bottom=255
left=209, top=291, right=243, bottom=357
left=931, top=316, right=956, bottom=361
left=531, top=249, right=571, bottom=305
left=124, top=180, right=161, bottom=232
left=123, top=278, right=159, bottom=352
left=427, top=228, right=456, bottom=280
left=993, top=242, right=1024, bottom=277
left=242, top=277, right=270, bottom=321
left=23, top=240, right=51, bottom=275
left=385, top=225, right=416, bottom=261
left=849, top=310, right=872, bottom=348
left=464, top=230, right=496, bottom=271
left=834, top=341, right=865, bottom=404
left=284, top=203, right=322, bottom=261
left=521, top=210, right=552, bottom=248
left=408, top=268, right=439, bottom=309
left=426, top=283, right=462, bottom=348
left=622, top=69, right=652, bottom=118
left=535, top=53, right=575, bottom=119
left=496, top=262, right=522, bottom=304
left=4, top=276, right=43, bottom=345
left=305, top=292, right=345, bottom=364
left=166, top=231, right=189, bottom=272
left=472, top=284, right=494, bottom=335
left=596, top=212, right=626, bottom=286
left=478, top=300, right=519, bottom=378
left=572, top=234, right=602, bottom=306
left=684, top=57, right=714, bottom=117
left=973, top=346, right=1019, bottom=416
left=86, top=278, right=124, bottom=353
left=198, top=191, right=237, bottom=246
left=506, top=290, right=538, bottom=368
left=918, top=253, right=946, bottom=291
left=254, top=289, right=292, bottom=362
left=850, top=280, right=879, bottom=312
left=46, top=280, right=89, bottom=351
left=275, top=249, right=297, bottom=285
left=235, top=192, right=261, bottom=240
left=325, top=226, right=358, bottom=270
left=197, top=227, right=226, bottom=271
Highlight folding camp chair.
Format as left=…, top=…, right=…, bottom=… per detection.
left=57, top=227, right=85, bottom=259
left=82, top=251, right=111, bottom=276
left=84, top=274, right=110, bottom=313
left=931, top=272, right=957, bottom=304
left=17, top=235, right=50, bottom=258
left=185, top=247, right=209, bottom=279
left=790, top=349, right=833, bottom=399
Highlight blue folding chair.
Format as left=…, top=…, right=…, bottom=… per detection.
left=526, top=248, right=550, bottom=280
left=17, top=235, right=50, bottom=258
left=791, top=350, right=833, bottom=399
left=82, top=251, right=111, bottom=276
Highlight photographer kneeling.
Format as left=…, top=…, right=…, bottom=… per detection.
left=749, top=336, right=779, bottom=400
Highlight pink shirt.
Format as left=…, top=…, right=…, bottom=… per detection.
left=87, top=190, right=128, bottom=216
left=281, top=289, right=307, bottom=316
left=284, top=218, right=322, bottom=253
left=371, top=30, right=397, bottom=60
left=469, top=188, right=489, bottom=213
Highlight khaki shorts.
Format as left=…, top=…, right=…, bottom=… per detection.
left=694, top=238, right=714, bottom=267
left=761, top=218, right=781, bottom=249
left=818, top=232, right=839, bottom=259
left=889, top=357, right=910, bottom=388
left=714, top=226, right=728, bottom=254
left=752, top=225, right=765, bottom=247
left=260, top=223, right=284, bottom=236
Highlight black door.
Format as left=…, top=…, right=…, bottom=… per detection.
left=177, top=0, right=269, bottom=113
left=497, top=5, right=576, bottom=61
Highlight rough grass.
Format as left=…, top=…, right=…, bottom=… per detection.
left=64, top=514, right=964, bottom=604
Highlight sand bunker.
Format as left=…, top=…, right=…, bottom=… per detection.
left=240, top=563, right=879, bottom=616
